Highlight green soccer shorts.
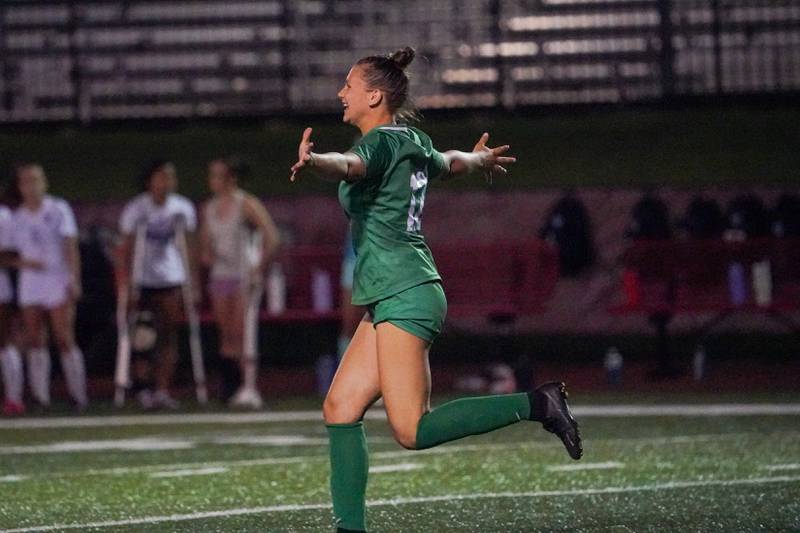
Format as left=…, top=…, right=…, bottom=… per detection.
left=367, top=280, right=447, bottom=344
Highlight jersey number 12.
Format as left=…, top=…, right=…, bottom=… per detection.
left=407, top=170, right=428, bottom=232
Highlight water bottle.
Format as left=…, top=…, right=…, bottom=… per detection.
left=604, top=347, right=623, bottom=386
left=622, top=267, right=641, bottom=308
left=693, top=345, right=706, bottom=381
left=311, top=268, right=333, bottom=313
left=267, top=263, right=286, bottom=315
left=727, top=262, right=747, bottom=306
left=752, top=259, right=773, bottom=307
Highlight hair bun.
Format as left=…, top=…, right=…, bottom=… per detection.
left=389, top=46, right=415, bottom=70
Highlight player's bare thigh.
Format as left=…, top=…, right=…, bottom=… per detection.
left=323, top=315, right=381, bottom=424
left=0, top=303, right=14, bottom=346
left=375, top=321, right=431, bottom=449
left=210, top=291, right=244, bottom=355
left=20, top=306, right=46, bottom=348
left=48, top=299, right=76, bottom=352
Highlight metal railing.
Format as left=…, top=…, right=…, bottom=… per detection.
left=1, top=0, right=798, bottom=123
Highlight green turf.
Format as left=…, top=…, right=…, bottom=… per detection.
left=0, top=396, right=799, bottom=532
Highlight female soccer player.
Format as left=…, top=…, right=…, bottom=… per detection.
left=10, top=163, right=87, bottom=410
left=200, top=157, right=280, bottom=407
left=0, top=197, right=24, bottom=415
left=290, top=47, right=582, bottom=532
left=119, top=160, right=197, bottom=409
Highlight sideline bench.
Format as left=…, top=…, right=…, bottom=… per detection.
left=610, top=238, right=800, bottom=374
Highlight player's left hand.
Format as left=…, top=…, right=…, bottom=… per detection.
left=290, top=127, right=315, bottom=182
left=472, top=132, right=516, bottom=184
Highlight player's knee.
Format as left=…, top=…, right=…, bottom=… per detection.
left=23, top=330, right=44, bottom=349
left=54, top=338, right=72, bottom=353
left=392, top=428, right=417, bottom=450
left=390, top=421, right=419, bottom=450
left=322, top=395, right=362, bottom=425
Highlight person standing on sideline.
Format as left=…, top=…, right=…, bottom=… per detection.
left=118, top=160, right=197, bottom=409
left=290, top=47, right=582, bottom=532
left=0, top=185, right=24, bottom=416
left=200, top=157, right=280, bottom=407
left=9, top=163, right=87, bottom=411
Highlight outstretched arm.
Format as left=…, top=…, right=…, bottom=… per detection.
left=439, top=133, right=516, bottom=184
left=290, top=128, right=366, bottom=183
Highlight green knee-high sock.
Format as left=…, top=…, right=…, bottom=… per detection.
left=327, top=422, right=369, bottom=531
left=415, top=393, right=531, bottom=450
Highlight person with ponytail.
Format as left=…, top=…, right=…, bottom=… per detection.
left=290, top=47, right=583, bottom=532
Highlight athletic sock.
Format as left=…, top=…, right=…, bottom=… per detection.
left=1, top=345, right=24, bottom=404
left=241, top=357, right=257, bottom=391
left=327, top=422, right=368, bottom=532
left=27, top=348, right=51, bottom=406
left=60, top=347, right=88, bottom=406
left=415, top=393, right=531, bottom=450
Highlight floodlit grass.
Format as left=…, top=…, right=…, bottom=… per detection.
left=0, top=395, right=798, bottom=532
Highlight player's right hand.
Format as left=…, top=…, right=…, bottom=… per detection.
left=290, top=127, right=315, bottom=182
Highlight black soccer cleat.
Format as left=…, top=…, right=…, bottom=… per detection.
left=531, top=381, right=583, bottom=460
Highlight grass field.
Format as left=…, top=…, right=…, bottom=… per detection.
left=1, top=395, right=799, bottom=532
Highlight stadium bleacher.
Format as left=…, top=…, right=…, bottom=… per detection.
left=2, top=0, right=799, bottom=122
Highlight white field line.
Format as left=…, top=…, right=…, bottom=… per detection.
left=546, top=461, right=624, bottom=472
left=2, top=403, right=800, bottom=430
left=763, top=463, right=800, bottom=472
left=7, top=431, right=798, bottom=482
left=145, top=462, right=422, bottom=479
left=3, top=475, right=799, bottom=533
left=150, top=467, right=228, bottom=479
left=0, top=434, right=397, bottom=456
left=0, top=438, right=195, bottom=455
left=0, top=475, right=27, bottom=483
left=211, top=435, right=394, bottom=446
left=369, top=463, right=424, bottom=474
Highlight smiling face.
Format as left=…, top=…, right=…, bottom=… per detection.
left=337, top=66, right=382, bottom=128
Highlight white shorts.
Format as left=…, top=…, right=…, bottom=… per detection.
left=18, top=272, right=71, bottom=309
left=0, top=270, right=13, bottom=304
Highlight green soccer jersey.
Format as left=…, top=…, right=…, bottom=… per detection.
left=339, top=124, right=448, bottom=305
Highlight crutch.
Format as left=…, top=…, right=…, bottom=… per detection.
left=175, top=219, right=208, bottom=404
left=114, top=223, right=146, bottom=407
left=241, top=231, right=264, bottom=393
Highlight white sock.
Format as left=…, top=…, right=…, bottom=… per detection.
left=1, top=345, right=24, bottom=404
left=27, top=348, right=51, bottom=406
left=61, top=347, right=88, bottom=406
left=242, top=358, right=257, bottom=390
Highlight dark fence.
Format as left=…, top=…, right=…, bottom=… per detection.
left=1, top=0, right=799, bottom=122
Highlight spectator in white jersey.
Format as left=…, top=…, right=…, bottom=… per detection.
left=0, top=179, right=25, bottom=416
left=118, top=160, right=198, bottom=410
left=200, top=157, right=280, bottom=407
left=8, top=163, right=88, bottom=410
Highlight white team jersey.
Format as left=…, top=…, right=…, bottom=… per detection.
left=119, top=193, right=197, bottom=288
left=12, top=195, right=78, bottom=276
left=0, top=206, right=14, bottom=303
left=0, top=206, right=13, bottom=250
